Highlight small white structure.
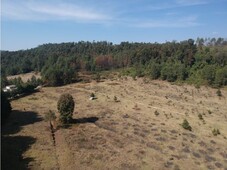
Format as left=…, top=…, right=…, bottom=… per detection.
left=3, top=85, right=17, bottom=92
left=34, top=85, right=42, bottom=90
left=89, top=97, right=95, bottom=100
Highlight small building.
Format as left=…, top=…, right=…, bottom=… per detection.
left=3, top=85, right=17, bottom=92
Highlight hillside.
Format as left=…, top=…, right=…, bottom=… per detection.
left=1, top=38, right=227, bottom=87
left=2, top=73, right=227, bottom=169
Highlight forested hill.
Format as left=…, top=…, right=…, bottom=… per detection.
left=1, top=38, right=227, bottom=87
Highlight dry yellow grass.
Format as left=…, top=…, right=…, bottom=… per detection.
left=7, top=72, right=41, bottom=82
left=2, top=73, right=227, bottom=170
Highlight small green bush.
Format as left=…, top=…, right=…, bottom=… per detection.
left=216, top=89, right=222, bottom=97
left=181, top=119, right=192, bottom=131
left=198, top=113, right=203, bottom=120
left=94, top=73, right=101, bottom=82
left=90, top=93, right=95, bottom=98
left=114, top=96, right=118, bottom=102
left=212, top=128, right=220, bottom=136
left=44, top=110, right=56, bottom=121
left=154, top=110, right=159, bottom=116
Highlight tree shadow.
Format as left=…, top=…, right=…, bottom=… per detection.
left=72, top=116, right=99, bottom=124
left=9, top=90, right=39, bottom=101
left=61, top=116, right=99, bottom=129
left=1, top=110, right=42, bottom=169
left=1, top=136, right=36, bottom=170
left=2, top=110, right=43, bottom=135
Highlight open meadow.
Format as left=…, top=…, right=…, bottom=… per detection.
left=2, top=72, right=227, bottom=170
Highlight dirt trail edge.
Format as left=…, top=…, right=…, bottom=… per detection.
left=55, top=129, right=74, bottom=170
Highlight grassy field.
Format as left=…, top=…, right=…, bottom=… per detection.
left=2, top=72, right=227, bottom=170
left=7, top=71, right=41, bottom=82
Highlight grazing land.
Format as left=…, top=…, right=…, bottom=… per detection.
left=2, top=72, right=227, bottom=170
left=7, top=71, right=41, bottom=82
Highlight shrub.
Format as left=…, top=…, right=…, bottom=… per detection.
left=198, top=113, right=203, bottom=120
left=208, top=110, right=212, bottom=114
left=90, top=93, right=95, bottom=98
left=44, top=110, right=56, bottom=122
left=154, top=110, right=159, bottom=116
left=132, top=74, right=137, bottom=81
left=114, top=96, right=118, bottom=102
left=57, top=93, right=75, bottom=124
left=181, top=119, right=192, bottom=131
left=212, top=128, right=220, bottom=136
left=216, top=89, right=222, bottom=97
left=94, top=73, right=101, bottom=82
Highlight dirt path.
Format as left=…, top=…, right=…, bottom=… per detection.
left=54, top=129, right=74, bottom=170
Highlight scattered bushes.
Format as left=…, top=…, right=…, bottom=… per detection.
left=198, top=113, right=206, bottom=124
left=212, top=128, right=220, bottom=136
left=57, top=93, right=75, bottom=124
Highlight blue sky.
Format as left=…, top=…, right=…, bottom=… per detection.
left=1, top=0, right=227, bottom=51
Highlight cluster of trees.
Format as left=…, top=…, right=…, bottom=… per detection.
left=1, top=38, right=227, bottom=87
left=2, top=75, right=42, bottom=98
left=1, top=75, right=41, bottom=123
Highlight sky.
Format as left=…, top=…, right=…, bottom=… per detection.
left=1, top=0, right=227, bottom=51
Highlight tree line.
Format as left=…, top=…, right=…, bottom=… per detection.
left=1, top=38, right=227, bottom=87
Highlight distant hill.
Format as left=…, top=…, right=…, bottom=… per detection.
left=1, top=38, right=227, bottom=87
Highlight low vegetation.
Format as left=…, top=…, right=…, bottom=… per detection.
left=198, top=113, right=203, bottom=120
left=44, top=110, right=57, bottom=122
left=154, top=110, right=160, bottom=116
left=1, top=72, right=227, bottom=169
left=216, top=89, right=222, bottom=97
left=181, top=119, right=192, bottom=131
left=212, top=128, right=221, bottom=136
left=1, top=37, right=227, bottom=170
left=90, top=93, right=95, bottom=98
left=114, top=96, right=119, bottom=102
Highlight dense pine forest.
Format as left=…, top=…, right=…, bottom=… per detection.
left=1, top=38, right=227, bottom=87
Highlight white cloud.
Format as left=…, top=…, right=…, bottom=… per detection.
left=1, top=1, right=111, bottom=23
left=134, top=16, right=199, bottom=28
left=145, top=0, right=209, bottom=11
left=28, top=3, right=109, bottom=21
left=176, top=0, right=208, bottom=6
left=1, top=0, right=203, bottom=28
